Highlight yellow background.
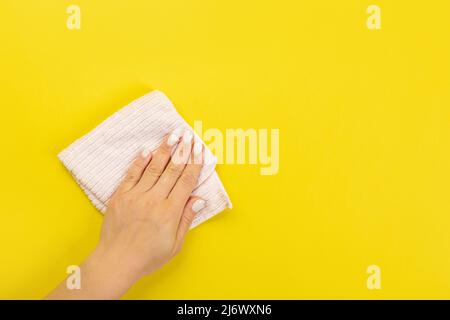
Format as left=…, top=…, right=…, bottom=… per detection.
left=1, top=0, right=450, bottom=299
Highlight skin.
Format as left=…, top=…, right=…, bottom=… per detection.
left=46, top=131, right=205, bottom=299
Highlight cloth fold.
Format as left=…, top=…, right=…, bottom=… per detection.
left=58, top=90, right=231, bottom=228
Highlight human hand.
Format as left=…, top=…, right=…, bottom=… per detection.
left=97, top=129, right=205, bottom=278
left=47, top=129, right=205, bottom=299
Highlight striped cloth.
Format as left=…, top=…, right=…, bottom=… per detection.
left=58, top=90, right=232, bottom=228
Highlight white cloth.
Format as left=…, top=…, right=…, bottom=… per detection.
left=58, top=90, right=232, bottom=228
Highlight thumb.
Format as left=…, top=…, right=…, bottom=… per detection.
left=174, top=197, right=206, bottom=252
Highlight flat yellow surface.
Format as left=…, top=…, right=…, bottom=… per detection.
left=1, top=0, right=450, bottom=299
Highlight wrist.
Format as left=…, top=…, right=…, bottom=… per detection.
left=79, top=246, right=140, bottom=299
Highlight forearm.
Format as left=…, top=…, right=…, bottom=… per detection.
left=45, top=248, right=138, bottom=300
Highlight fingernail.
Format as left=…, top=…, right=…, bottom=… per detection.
left=192, top=199, right=206, bottom=213
left=167, top=129, right=181, bottom=146
left=183, top=130, right=193, bottom=145
left=193, top=141, right=203, bottom=155
left=141, top=148, right=151, bottom=158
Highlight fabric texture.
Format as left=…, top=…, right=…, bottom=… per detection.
left=58, top=90, right=232, bottom=228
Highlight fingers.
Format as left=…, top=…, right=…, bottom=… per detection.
left=134, top=129, right=182, bottom=192
left=168, top=144, right=204, bottom=207
left=174, top=197, right=206, bottom=252
left=153, top=130, right=194, bottom=198
left=116, top=150, right=152, bottom=193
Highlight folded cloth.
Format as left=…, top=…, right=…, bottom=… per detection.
left=58, top=90, right=232, bottom=228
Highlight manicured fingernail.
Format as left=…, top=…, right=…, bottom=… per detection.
left=141, top=148, right=151, bottom=158
left=192, top=199, right=206, bottom=213
left=183, top=130, right=193, bottom=145
left=167, top=130, right=181, bottom=146
left=193, top=141, right=203, bottom=155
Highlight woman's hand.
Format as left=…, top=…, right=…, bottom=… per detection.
left=47, top=130, right=205, bottom=299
